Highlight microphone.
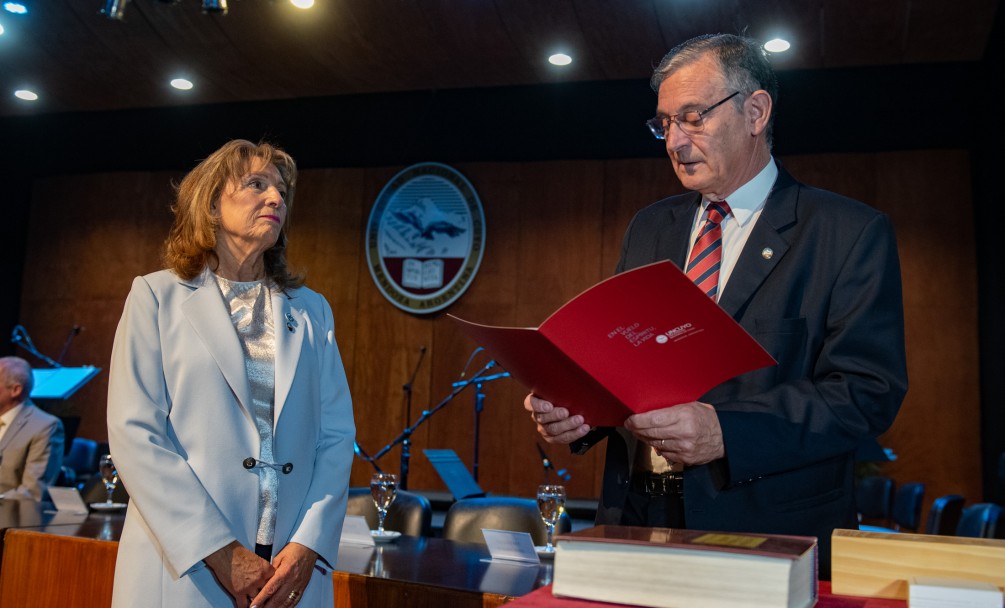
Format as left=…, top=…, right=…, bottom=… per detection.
left=458, top=347, right=484, bottom=379
left=536, top=442, right=554, bottom=471
left=536, top=442, right=572, bottom=482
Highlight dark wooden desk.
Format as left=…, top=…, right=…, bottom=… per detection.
left=0, top=497, right=125, bottom=607
left=0, top=500, right=549, bottom=608
left=333, top=535, right=552, bottom=608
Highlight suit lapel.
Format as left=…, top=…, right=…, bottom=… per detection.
left=655, top=192, right=701, bottom=269
left=717, top=167, right=799, bottom=316
left=180, top=269, right=254, bottom=417
left=272, top=288, right=305, bottom=425
left=0, top=406, right=31, bottom=452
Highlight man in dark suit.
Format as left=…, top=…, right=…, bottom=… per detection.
left=524, top=33, right=907, bottom=579
left=0, top=356, right=65, bottom=501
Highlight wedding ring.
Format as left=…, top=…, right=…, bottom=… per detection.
left=288, top=590, right=299, bottom=601
left=659, top=439, right=665, bottom=448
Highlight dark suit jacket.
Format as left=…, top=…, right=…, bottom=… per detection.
left=0, top=400, right=65, bottom=500
left=574, top=165, right=908, bottom=578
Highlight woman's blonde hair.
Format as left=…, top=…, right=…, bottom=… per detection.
left=163, top=139, right=304, bottom=290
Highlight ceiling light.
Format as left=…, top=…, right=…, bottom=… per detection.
left=170, top=78, right=194, bottom=90
left=100, top=0, right=128, bottom=20
left=202, top=0, right=227, bottom=14
left=3, top=2, right=27, bottom=14
left=14, top=89, right=38, bottom=101
left=0, top=23, right=5, bottom=35
left=763, top=38, right=791, bottom=53
left=290, top=0, right=313, bottom=8
left=549, top=53, right=572, bottom=66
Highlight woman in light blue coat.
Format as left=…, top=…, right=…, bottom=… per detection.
left=108, top=139, right=355, bottom=608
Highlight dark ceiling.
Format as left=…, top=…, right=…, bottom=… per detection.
left=0, top=0, right=999, bottom=118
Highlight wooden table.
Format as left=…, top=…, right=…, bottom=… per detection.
left=333, top=535, right=552, bottom=608
left=0, top=498, right=550, bottom=608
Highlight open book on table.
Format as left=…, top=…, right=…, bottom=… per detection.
left=448, top=260, right=776, bottom=427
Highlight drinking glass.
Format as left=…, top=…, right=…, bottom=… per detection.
left=536, top=484, right=566, bottom=553
left=370, top=472, right=398, bottom=534
left=98, top=454, right=119, bottom=504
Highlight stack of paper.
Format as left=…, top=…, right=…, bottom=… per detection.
left=910, top=577, right=1003, bottom=608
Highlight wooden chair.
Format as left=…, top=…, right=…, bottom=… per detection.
left=346, top=487, right=432, bottom=537
left=924, top=494, right=965, bottom=535
left=955, top=502, right=1002, bottom=538
left=441, top=496, right=571, bottom=546
left=855, top=475, right=894, bottom=527
left=889, top=481, right=925, bottom=532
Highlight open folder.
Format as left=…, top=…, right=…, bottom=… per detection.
left=449, top=261, right=776, bottom=427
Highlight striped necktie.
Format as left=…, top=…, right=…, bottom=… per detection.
left=686, top=201, right=731, bottom=299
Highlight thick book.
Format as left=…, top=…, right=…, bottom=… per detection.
left=552, top=525, right=818, bottom=608
left=448, top=261, right=776, bottom=426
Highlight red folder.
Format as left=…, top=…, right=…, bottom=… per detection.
left=449, top=261, right=776, bottom=427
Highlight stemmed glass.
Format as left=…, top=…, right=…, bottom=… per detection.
left=370, top=472, right=398, bottom=535
left=98, top=454, right=119, bottom=504
left=536, top=484, right=566, bottom=553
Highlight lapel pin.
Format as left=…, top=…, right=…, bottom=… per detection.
left=761, top=247, right=774, bottom=260
left=285, top=312, right=298, bottom=333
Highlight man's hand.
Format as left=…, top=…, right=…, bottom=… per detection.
left=625, top=402, right=724, bottom=466
left=524, top=393, right=591, bottom=445
left=249, top=542, right=318, bottom=607
left=204, top=541, right=275, bottom=608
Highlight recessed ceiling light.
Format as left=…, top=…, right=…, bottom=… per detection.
left=3, top=2, right=26, bottom=15
left=14, top=89, right=38, bottom=101
left=764, top=38, right=791, bottom=53
left=549, top=53, right=572, bottom=66
left=170, top=78, right=194, bottom=90
left=0, top=23, right=5, bottom=35
left=290, top=0, right=313, bottom=8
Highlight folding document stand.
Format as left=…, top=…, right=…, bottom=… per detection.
left=423, top=449, right=486, bottom=500
left=30, top=366, right=101, bottom=453
left=30, top=366, right=101, bottom=400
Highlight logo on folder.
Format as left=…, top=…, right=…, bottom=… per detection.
left=366, top=163, right=486, bottom=314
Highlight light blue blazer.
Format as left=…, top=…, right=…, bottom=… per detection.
left=107, top=267, right=356, bottom=607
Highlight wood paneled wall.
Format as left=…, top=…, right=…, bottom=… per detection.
left=20, top=150, right=979, bottom=522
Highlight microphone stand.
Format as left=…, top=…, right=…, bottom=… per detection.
left=353, top=441, right=383, bottom=473
left=57, top=325, right=83, bottom=365
left=371, top=360, right=501, bottom=476
left=10, top=325, right=62, bottom=368
left=452, top=370, right=510, bottom=483
left=399, top=346, right=426, bottom=490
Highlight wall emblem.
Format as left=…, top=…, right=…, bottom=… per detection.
left=366, top=163, right=486, bottom=314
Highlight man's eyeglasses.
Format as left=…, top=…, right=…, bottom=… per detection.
left=645, top=91, right=742, bottom=140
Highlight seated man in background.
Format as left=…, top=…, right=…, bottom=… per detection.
left=0, top=356, right=65, bottom=501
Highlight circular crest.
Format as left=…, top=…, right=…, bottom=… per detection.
left=366, top=163, right=486, bottom=314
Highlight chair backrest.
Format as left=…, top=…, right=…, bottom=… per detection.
left=856, top=475, right=895, bottom=524
left=64, top=438, right=99, bottom=477
left=924, top=494, right=965, bottom=535
left=890, top=481, right=925, bottom=532
left=346, top=487, right=432, bottom=537
left=955, top=502, right=1002, bottom=538
left=441, top=496, right=571, bottom=546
